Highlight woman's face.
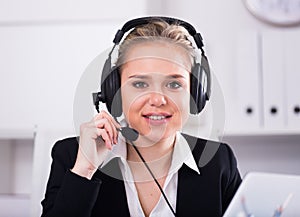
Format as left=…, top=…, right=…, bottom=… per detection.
left=120, top=42, right=191, bottom=142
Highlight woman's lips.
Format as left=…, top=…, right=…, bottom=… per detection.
left=142, top=113, right=172, bottom=125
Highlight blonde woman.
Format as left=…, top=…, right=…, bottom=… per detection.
left=41, top=17, right=241, bottom=217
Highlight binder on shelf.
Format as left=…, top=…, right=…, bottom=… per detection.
left=261, top=31, right=286, bottom=129
left=285, top=30, right=300, bottom=129
left=235, top=31, right=261, bottom=130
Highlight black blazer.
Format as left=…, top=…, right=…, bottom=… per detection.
left=41, top=134, right=241, bottom=217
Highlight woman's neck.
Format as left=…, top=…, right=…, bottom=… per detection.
left=126, top=134, right=176, bottom=162
left=126, top=134, right=176, bottom=182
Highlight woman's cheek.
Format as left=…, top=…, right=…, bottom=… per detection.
left=121, top=91, right=145, bottom=125
left=170, top=90, right=190, bottom=109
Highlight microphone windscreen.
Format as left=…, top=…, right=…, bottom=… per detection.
left=120, top=127, right=139, bottom=141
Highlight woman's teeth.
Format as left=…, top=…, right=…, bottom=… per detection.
left=148, top=115, right=166, bottom=120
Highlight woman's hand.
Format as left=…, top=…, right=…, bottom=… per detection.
left=71, top=111, right=120, bottom=179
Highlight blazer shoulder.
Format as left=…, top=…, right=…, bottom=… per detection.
left=181, top=133, right=236, bottom=168
left=51, top=137, right=79, bottom=166
left=52, top=136, right=78, bottom=152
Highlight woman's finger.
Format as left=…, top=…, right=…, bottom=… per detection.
left=94, top=111, right=121, bottom=128
left=94, top=118, right=116, bottom=143
left=96, top=128, right=113, bottom=150
left=94, top=111, right=120, bottom=143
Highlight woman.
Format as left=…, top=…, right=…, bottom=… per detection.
left=41, top=17, right=241, bottom=217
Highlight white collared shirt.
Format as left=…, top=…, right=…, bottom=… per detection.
left=101, top=132, right=200, bottom=217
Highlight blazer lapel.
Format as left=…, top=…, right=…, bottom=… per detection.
left=176, top=134, right=207, bottom=216
left=176, top=164, right=203, bottom=216
left=92, top=158, right=130, bottom=217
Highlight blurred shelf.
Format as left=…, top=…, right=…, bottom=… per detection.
left=0, top=194, right=30, bottom=217
left=223, top=129, right=300, bottom=137
left=221, top=128, right=300, bottom=144
left=0, top=126, right=36, bottom=139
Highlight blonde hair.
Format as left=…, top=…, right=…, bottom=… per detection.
left=116, top=20, right=196, bottom=70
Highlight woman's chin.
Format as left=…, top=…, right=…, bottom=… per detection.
left=135, top=129, right=175, bottom=146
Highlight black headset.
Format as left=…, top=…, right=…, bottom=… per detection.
left=93, top=16, right=211, bottom=117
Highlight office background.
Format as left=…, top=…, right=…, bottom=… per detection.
left=0, top=0, right=299, bottom=216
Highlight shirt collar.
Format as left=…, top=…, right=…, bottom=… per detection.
left=101, top=132, right=200, bottom=175
left=170, top=132, right=200, bottom=175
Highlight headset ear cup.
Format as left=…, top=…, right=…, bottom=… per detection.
left=197, top=89, right=207, bottom=113
left=190, top=63, right=206, bottom=114
left=103, top=67, right=122, bottom=117
left=190, top=70, right=198, bottom=115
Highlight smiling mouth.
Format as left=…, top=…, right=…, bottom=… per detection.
left=142, top=114, right=172, bottom=120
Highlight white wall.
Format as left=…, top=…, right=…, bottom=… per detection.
left=0, top=0, right=147, bottom=22
left=0, top=23, right=120, bottom=129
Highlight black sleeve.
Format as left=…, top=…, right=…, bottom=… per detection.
left=41, top=138, right=102, bottom=217
left=221, top=143, right=242, bottom=212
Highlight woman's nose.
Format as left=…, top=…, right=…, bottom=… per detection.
left=148, top=92, right=167, bottom=107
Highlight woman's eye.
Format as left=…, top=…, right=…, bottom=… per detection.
left=132, top=81, right=148, bottom=88
left=166, top=81, right=182, bottom=89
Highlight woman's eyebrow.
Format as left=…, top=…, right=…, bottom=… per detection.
left=128, top=74, right=187, bottom=79
left=167, top=74, right=187, bottom=79
left=128, top=75, right=150, bottom=79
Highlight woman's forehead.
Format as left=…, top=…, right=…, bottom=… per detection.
left=120, top=42, right=192, bottom=71
left=124, top=72, right=189, bottom=81
left=121, top=57, right=190, bottom=77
